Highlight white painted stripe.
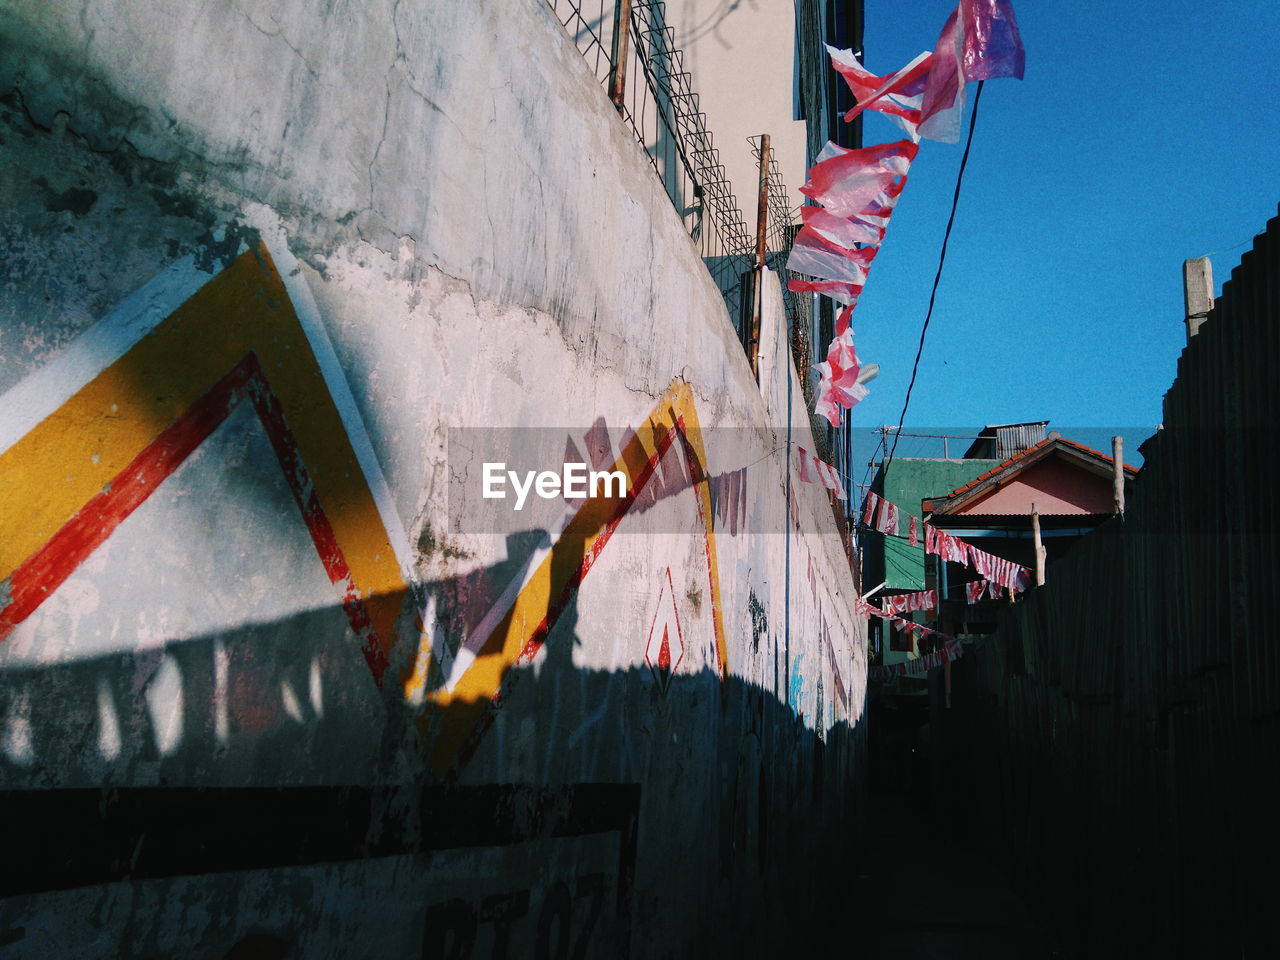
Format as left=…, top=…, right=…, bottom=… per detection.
left=242, top=206, right=417, bottom=588
left=444, top=509, right=574, bottom=693
left=0, top=254, right=215, bottom=457
left=1, top=211, right=418, bottom=601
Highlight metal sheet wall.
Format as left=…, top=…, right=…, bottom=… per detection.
left=943, top=206, right=1280, bottom=959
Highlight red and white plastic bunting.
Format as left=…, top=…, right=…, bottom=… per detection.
left=834, top=0, right=1024, bottom=144
left=965, top=578, right=1004, bottom=603
left=814, top=305, right=868, bottom=426
left=861, top=490, right=899, bottom=537
left=857, top=594, right=967, bottom=681
left=855, top=596, right=955, bottom=645
left=880, top=589, right=938, bottom=615
left=787, top=140, right=916, bottom=309
left=861, top=490, right=1031, bottom=593
left=870, top=638, right=963, bottom=680
left=828, top=47, right=932, bottom=135
left=795, top=445, right=847, bottom=500
left=786, top=0, right=1024, bottom=427
left=924, top=525, right=970, bottom=566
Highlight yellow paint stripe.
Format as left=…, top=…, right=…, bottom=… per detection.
left=0, top=246, right=407, bottom=655
left=416, top=381, right=729, bottom=772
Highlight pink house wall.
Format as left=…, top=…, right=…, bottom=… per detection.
left=958, top=459, right=1114, bottom=515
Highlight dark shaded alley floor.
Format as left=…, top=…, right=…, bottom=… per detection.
left=851, top=795, right=1058, bottom=959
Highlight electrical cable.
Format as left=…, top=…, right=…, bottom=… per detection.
left=884, top=80, right=986, bottom=476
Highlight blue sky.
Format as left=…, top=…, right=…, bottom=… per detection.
left=848, top=0, right=1279, bottom=445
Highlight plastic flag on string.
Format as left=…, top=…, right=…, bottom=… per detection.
left=961, top=0, right=1025, bottom=81
left=813, top=306, right=868, bottom=426
left=795, top=446, right=846, bottom=500
left=965, top=579, right=1003, bottom=602
left=870, top=638, right=964, bottom=680
left=827, top=45, right=931, bottom=139
left=925, top=526, right=970, bottom=565
left=786, top=278, right=864, bottom=306
left=797, top=448, right=817, bottom=485
left=798, top=140, right=918, bottom=219
left=921, top=0, right=1026, bottom=142
left=791, top=1, right=1026, bottom=327
left=876, top=497, right=900, bottom=537
left=787, top=141, right=916, bottom=309
left=862, top=491, right=882, bottom=529
left=787, top=229, right=877, bottom=291
left=923, top=524, right=1029, bottom=593
left=801, top=205, right=886, bottom=250
left=919, top=8, right=966, bottom=142
left=881, top=589, right=938, bottom=615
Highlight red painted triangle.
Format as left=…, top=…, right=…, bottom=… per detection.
left=658, top=625, right=671, bottom=671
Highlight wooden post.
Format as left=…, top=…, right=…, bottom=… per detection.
left=747, top=134, right=770, bottom=379
left=755, top=135, right=770, bottom=270
left=608, top=0, right=634, bottom=112
left=1182, top=257, right=1213, bottom=342
left=1112, top=436, right=1125, bottom=515
left=1031, top=503, right=1046, bottom=587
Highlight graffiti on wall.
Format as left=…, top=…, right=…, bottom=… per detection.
left=0, top=239, right=740, bottom=781
left=412, top=380, right=731, bottom=775
left=0, top=244, right=415, bottom=676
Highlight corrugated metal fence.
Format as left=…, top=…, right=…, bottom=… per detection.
left=943, top=205, right=1280, bottom=958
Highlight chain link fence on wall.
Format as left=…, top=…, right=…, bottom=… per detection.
left=749, top=134, right=816, bottom=422
left=545, top=0, right=801, bottom=338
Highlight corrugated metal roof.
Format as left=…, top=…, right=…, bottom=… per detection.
left=963, top=422, right=1049, bottom=460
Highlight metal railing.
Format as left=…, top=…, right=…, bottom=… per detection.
left=545, top=0, right=756, bottom=326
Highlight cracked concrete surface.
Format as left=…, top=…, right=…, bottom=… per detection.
left=2, top=0, right=734, bottom=358
left=0, top=4, right=868, bottom=955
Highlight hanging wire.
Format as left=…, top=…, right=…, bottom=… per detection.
left=884, top=80, right=985, bottom=475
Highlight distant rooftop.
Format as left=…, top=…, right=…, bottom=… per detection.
left=962, top=421, right=1050, bottom=460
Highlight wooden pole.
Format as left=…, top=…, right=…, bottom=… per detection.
left=1182, top=257, right=1213, bottom=342
left=1031, top=503, right=1046, bottom=587
left=747, top=134, right=770, bottom=379
left=608, top=0, right=633, bottom=112
left=755, top=135, right=770, bottom=270
left=1112, top=436, right=1125, bottom=515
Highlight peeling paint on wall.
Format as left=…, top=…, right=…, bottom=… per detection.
left=0, top=1, right=868, bottom=954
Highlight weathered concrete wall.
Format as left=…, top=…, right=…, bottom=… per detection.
left=0, top=1, right=867, bottom=956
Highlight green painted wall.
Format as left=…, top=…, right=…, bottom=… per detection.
left=877, top=458, right=1000, bottom=590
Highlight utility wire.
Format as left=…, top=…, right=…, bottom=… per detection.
left=884, top=80, right=986, bottom=476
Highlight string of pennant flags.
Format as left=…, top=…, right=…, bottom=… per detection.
left=790, top=441, right=1032, bottom=596
left=795, top=444, right=847, bottom=500
left=877, top=579, right=1000, bottom=614
left=855, top=595, right=950, bottom=641
left=856, top=594, right=965, bottom=682
left=863, top=489, right=1031, bottom=593
left=869, top=639, right=964, bottom=681
left=786, top=0, right=1025, bottom=428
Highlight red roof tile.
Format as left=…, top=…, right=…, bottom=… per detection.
left=927, top=436, right=1139, bottom=507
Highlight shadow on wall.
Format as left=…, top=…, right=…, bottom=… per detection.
left=0, top=575, right=866, bottom=960
left=0, top=78, right=864, bottom=960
